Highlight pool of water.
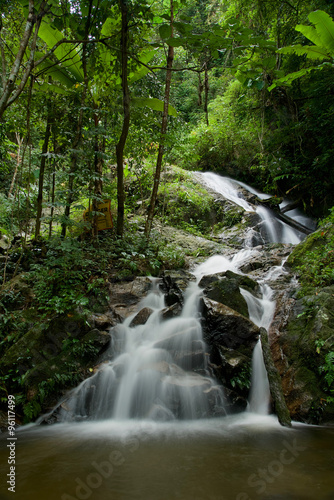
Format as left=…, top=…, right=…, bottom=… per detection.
left=1, top=414, right=333, bottom=500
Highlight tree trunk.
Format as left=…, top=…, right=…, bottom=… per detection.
left=60, top=1, right=92, bottom=238
left=145, top=1, right=174, bottom=238
left=198, top=72, right=203, bottom=106
left=35, top=101, right=52, bottom=238
left=115, top=0, right=130, bottom=237
left=49, top=128, right=58, bottom=238
left=92, top=103, right=104, bottom=238
left=8, top=134, right=23, bottom=198
left=204, top=62, right=209, bottom=126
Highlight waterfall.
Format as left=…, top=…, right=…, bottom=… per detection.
left=57, top=273, right=226, bottom=422
left=49, top=172, right=315, bottom=425
left=256, top=205, right=302, bottom=244
left=199, top=172, right=253, bottom=212
left=240, top=286, right=275, bottom=415
left=199, top=171, right=306, bottom=244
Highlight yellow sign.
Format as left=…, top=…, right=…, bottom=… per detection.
left=83, top=200, right=113, bottom=231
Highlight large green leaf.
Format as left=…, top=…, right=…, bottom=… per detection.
left=270, top=10, right=334, bottom=91
left=38, top=21, right=84, bottom=82
left=101, top=13, right=120, bottom=37
left=278, top=44, right=331, bottom=60
left=307, top=10, right=334, bottom=52
left=159, top=24, right=172, bottom=40
left=268, top=66, right=323, bottom=91
left=165, top=37, right=185, bottom=47
left=132, top=97, right=177, bottom=116
left=37, top=82, right=69, bottom=95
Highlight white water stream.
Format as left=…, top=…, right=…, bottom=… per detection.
left=199, top=171, right=309, bottom=244
left=52, top=172, right=315, bottom=424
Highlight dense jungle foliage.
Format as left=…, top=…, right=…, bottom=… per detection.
left=1, top=0, right=334, bottom=242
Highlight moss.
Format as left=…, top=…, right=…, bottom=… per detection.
left=202, top=271, right=258, bottom=318
left=287, top=217, right=334, bottom=295
left=283, top=285, right=334, bottom=415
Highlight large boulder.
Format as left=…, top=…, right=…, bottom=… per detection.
left=108, top=276, right=152, bottom=320
left=201, top=297, right=260, bottom=350
left=201, top=296, right=260, bottom=410
left=199, top=270, right=258, bottom=318
left=269, top=286, right=334, bottom=423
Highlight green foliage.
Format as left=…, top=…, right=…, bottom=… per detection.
left=62, top=337, right=100, bottom=359
left=109, top=229, right=186, bottom=276
left=230, top=362, right=251, bottom=391
left=290, top=208, right=334, bottom=295
left=269, top=10, right=334, bottom=90
left=28, top=237, right=108, bottom=314
left=173, top=78, right=262, bottom=175
left=315, top=340, right=334, bottom=398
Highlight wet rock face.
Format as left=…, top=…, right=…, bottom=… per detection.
left=199, top=270, right=259, bottom=318
left=108, top=276, right=153, bottom=320
left=269, top=286, right=334, bottom=424
left=201, top=297, right=260, bottom=350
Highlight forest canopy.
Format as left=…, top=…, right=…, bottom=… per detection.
left=1, top=0, right=334, bottom=244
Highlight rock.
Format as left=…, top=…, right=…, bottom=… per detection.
left=260, top=328, right=291, bottom=427
left=173, top=343, right=207, bottom=371
left=160, top=269, right=196, bottom=293
left=269, top=285, right=334, bottom=423
left=201, top=297, right=260, bottom=350
left=138, top=360, right=171, bottom=374
left=130, top=307, right=154, bottom=327
left=108, top=276, right=152, bottom=320
left=200, top=270, right=258, bottom=317
left=159, top=270, right=196, bottom=307
left=89, top=311, right=117, bottom=330
left=0, top=313, right=92, bottom=372
left=160, top=302, right=183, bottom=319
left=0, top=233, right=10, bottom=252
left=82, top=328, right=111, bottom=350
left=224, top=388, right=248, bottom=413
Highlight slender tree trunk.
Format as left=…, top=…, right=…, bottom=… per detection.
left=35, top=101, right=52, bottom=238
left=92, top=102, right=104, bottom=238
left=8, top=134, right=23, bottom=198
left=49, top=129, right=57, bottom=238
left=115, top=0, right=130, bottom=237
left=145, top=1, right=174, bottom=238
left=204, top=62, right=209, bottom=126
left=61, top=0, right=92, bottom=238
left=197, top=72, right=203, bottom=106
left=60, top=105, right=85, bottom=238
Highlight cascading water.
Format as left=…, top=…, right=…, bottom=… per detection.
left=51, top=172, right=314, bottom=424
left=197, top=172, right=314, bottom=415
left=241, top=285, right=275, bottom=415
left=57, top=274, right=226, bottom=422
left=199, top=171, right=307, bottom=245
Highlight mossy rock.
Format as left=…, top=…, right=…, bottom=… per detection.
left=287, top=222, right=333, bottom=269
left=0, top=312, right=92, bottom=372
left=200, top=270, right=258, bottom=318
left=280, top=284, right=334, bottom=423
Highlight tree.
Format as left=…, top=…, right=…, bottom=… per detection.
left=145, top=0, right=175, bottom=238
left=115, top=0, right=130, bottom=237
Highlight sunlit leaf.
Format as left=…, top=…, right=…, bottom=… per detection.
left=132, top=97, right=177, bottom=116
